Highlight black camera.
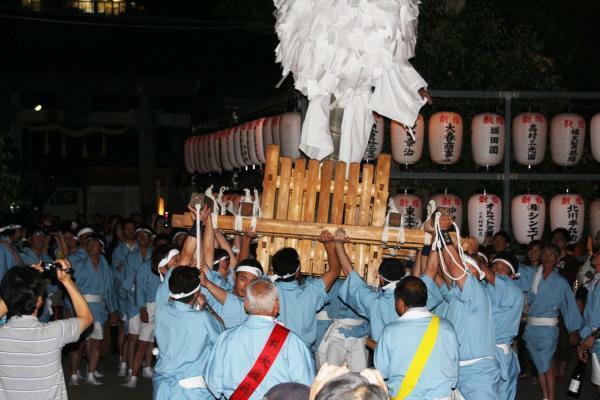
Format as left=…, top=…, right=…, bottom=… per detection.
left=41, top=262, right=73, bottom=279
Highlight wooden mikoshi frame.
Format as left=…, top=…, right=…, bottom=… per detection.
left=173, top=145, right=426, bottom=284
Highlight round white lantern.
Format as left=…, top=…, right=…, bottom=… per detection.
left=591, top=113, right=600, bottom=163
left=246, top=122, right=261, bottom=166
left=184, top=137, right=194, bottom=174
left=591, top=199, right=600, bottom=238
left=232, top=125, right=245, bottom=168
left=363, top=114, right=384, bottom=161
left=512, top=112, right=547, bottom=167
left=239, top=123, right=252, bottom=167
left=428, top=112, right=463, bottom=165
left=201, top=134, right=212, bottom=173
left=271, top=115, right=281, bottom=146
left=471, top=113, right=505, bottom=167
left=279, top=112, right=302, bottom=159
left=194, top=136, right=206, bottom=174
left=550, top=193, right=584, bottom=243
left=220, top=129, right=234, bottom=172
left=430, top=193, right=463, bottom=229
left=511, top=194, right=545, bottom=244
left=391, top=114, right=424, bottom=165
left=550, top=114, right=585, bottom=166
left=263, top=116, right=274, bottom=154
left=468, top=193, right=502, bottom=245
left=209, top=132, right=222, bottom=173
left=254, top=118, right=267, bottom=163
left=226, top=127, right=241, bottom=169
left=392, top=193, right=423, bottom=228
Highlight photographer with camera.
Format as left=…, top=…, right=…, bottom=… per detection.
left=0, top=260, right=93, bottom=400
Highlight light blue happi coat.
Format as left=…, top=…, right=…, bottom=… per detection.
left=67, top=247, right=87, bottom=265
left=274, top=277, right=328, bottom=347
left=337, top=271, right=396, bottom=341
left=19, top=248, right=54, bottom=322
left=205, top=315, right=315, bottom=400
left=71, top=254, right=117, bottom=325
left=111, top=242, right=137, bottom=315
left=136, top=260, right=161, bottom=314
left=122, top=248, right=152, bottom=319
left=484, top=275, right=524, bottom=400
left=581, top=275, right=600, bottom=360
left=205, top=268, right=235, bottom=291
left=374, top=308, right=459, bottom=399
left=203, top=289, right=248, bottom=329
left=153, top=268, right=222, bottom=400
left=422, top=273, right=500, bottom=400
left=519, top=265, right=582, bottom=374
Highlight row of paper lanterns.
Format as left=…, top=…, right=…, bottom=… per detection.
left=184, top=112, right=303, bottom=174
left=391, top=112, right=600, bottom=167
left=392, top=192, right=600, bottom=245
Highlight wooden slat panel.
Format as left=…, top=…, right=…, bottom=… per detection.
left=313, top=160, right=334, bottom=275
left=330, top=162, right=346, bottom=224
left=272, top=157, right=293, bottom=263
left=298, top=159, right=319, bottom=273
left=355, top=163, right=374, bottom=278
left=257, top=145, right=280, bottom=271
left=285, top=159, right=306, bottom=250
left=368, top=153, right=391, bottom=284
left=343, top=163, right=361, bottom=269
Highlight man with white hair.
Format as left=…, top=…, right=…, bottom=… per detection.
left=205, top=278, right=315, bottom=400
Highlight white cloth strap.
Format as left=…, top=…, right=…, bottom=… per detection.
left=170, top=284, right=201, bottom=300
left=158, top=249, right=180, bottom=268
left=83, top=294, right=103, bottom=303
left=270, top=266, right=300, bottom=282
left=459, top=356, right=494, bottom=367
left=532, top=266, right=544, bottom=294
left=527, top=316, right=559, bottom=326
left=178, top=375, right=207, bottom=389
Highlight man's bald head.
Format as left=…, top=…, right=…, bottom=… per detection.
left=394, top=276, right=427, bottom=316
left=244, top=278, right=279, bottom=317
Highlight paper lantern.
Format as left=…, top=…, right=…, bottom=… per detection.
left=428, top=112, right=463, bottom=165
left=184, top=138, right=194, bottom=174
left=550, top=114, right=585, bottom=166
left=591, top=199, right=600, bottom=238
left=201, top=134, right=212, bottom=173
left=391, top=114, right=424, bottom=165
left=245, top=122, right=261, bottom=166
left=363, top=114, right=384, bottom=161
left=239, top=123, right=252, bottom=167
left=512, top=112, right=547, bottom=167
left=226, top=128, right=241, bottom=169
left=232, top=125, right=245, bottom=168
left=254, top=118, right=267, bottom=163
left=468, top=193, right=502, bottom=245
left=263, top=117, right=274, bottom=154
left=511, top=194, right=545, bottom=244
left=208, top=133, right=221, bottom=173
left=392, top=193, right=423, bottom=228
left=471, top=113, right=505, bottom=167
left=219, top=129, right=234, bottom=172
left=430, top=193, right=463, bottom=229
left=279, top=112, right=302, bottom=159
left=591, top=114, right=600, bottom=163
left=194, top=136, right=205, bottom=174
left=550, top=193, right=584, bottom=243
left=271, top=115, right=281, bottom=146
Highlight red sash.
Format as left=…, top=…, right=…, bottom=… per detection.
left=229, top=323, right=290, bottom=400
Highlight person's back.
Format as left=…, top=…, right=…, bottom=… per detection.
left=0, top=263, right=92, bottom=400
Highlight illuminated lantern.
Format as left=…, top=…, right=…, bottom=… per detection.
left=271, top=115, right=281, bottom=147
left=254, top=118, right=267, bottom=163
left=591, top=199, right=600, bottom=238
left=550, top=114, right=585, bottom=166
left=220, top=129, right=234, bottom=172
left=193, top=136, right=205, bottom=174
left=428, top=111, right=463, bottom=165
left=363, top=114, right=384, bottom=161
left=227, top=127, right=241, bottom=169
left=391, top=114, right=424, bottom=165
left=184, top=138, right=194, bottom=174
left=512, top=112, right=547, bottom=167
left=201, top=134, right=212, bottom=173
left=208, top=133, right=221, bottom=173
left=471, top=113, right=505, bottom=167
left=239, top=123, right=252, bottom=167
left=392, top=192, right=423, bottom=228
left=550, top=193, right=584, bottom=243
left=511, top=194, right=545, bottom=244
left=591, top=113, right=600, bottom=163
left=263, top=116, right=274, bottom=154
left=232, top=125, right=245, bottom=168
left=246, top=122, right=261, bottom=166
left=279, top=112, right=302, bottom=159
left=430, top=193, right=463, bottom=229
left=468, top=193, right=502, bottom=245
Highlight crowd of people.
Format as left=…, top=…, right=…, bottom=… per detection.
left=0, top=206, right=598, bottom=400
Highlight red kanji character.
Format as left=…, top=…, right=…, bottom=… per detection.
left=492, top=196, right=499, bottom=204
left=521, top=196, right=531, bottom=204
left=479, top=195, right=487, bottom=203
left=454, top=199, right=461, bottom=206
left=440, top=115, right=449, bottom=123
left=484, top=116, right=492, bottom=124
left=442, top=198, right=451, bottom=206
left=400, top=199, right=406, bottom=206
left=576, top=197, right=583, bottom=205
left=535, top=196, right=543, bottom=204
left=578, top=120, right=585, bottom=129
left=563, top=119, right=572, bottom=128
left=496, top=116, right=504, bottom=124
left=535, top=115, right=544, bottom=123
left=452, top=116, right=461, bottom=124
left=562, top=196, right=570, bottom=205
left=413, top=199, right=420, bottom=207
left=522, top=115, right=532, bottom=124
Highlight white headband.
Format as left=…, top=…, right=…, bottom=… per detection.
left=135, top=228, right=153, bottom=237
left=477, top=252, right=489, bottom=265
left=270, top=266, right=300, bottom=282
left=170, top=284, right=201, bottom=300
left=76, top=227, right=94, bottom=238
left=213, top=255, right=229, bottom=266
left=158, top=249, right=180, bottom=269
left=493, top=258, right=517, bottom=276
left=236, top=265, right=262, bottom=277
left=464, top=255, right=486, bottom=281
left=0, top=224, right=22, bottom=233
left=172, top=232, right=187, bottom=242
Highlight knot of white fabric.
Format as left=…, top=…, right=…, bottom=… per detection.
left=170, top=284, right=201, bottom=300
left=270, top=266, right=300, bottom=282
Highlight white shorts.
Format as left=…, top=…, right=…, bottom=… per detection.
left=592, top=353, right=600, bottom=386
left=138, top=322, right=155, bottom=342
left=128, top=314, right=141, bottom=335
left=86, top=322, right=103, bottom=340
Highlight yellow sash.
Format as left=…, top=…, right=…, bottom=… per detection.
left=393, top=316, right=440, bottom=400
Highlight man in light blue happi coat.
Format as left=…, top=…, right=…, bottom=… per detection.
left=578, top=249, right=600, bottom=393
left=205, top=279, right=314, bottom=400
